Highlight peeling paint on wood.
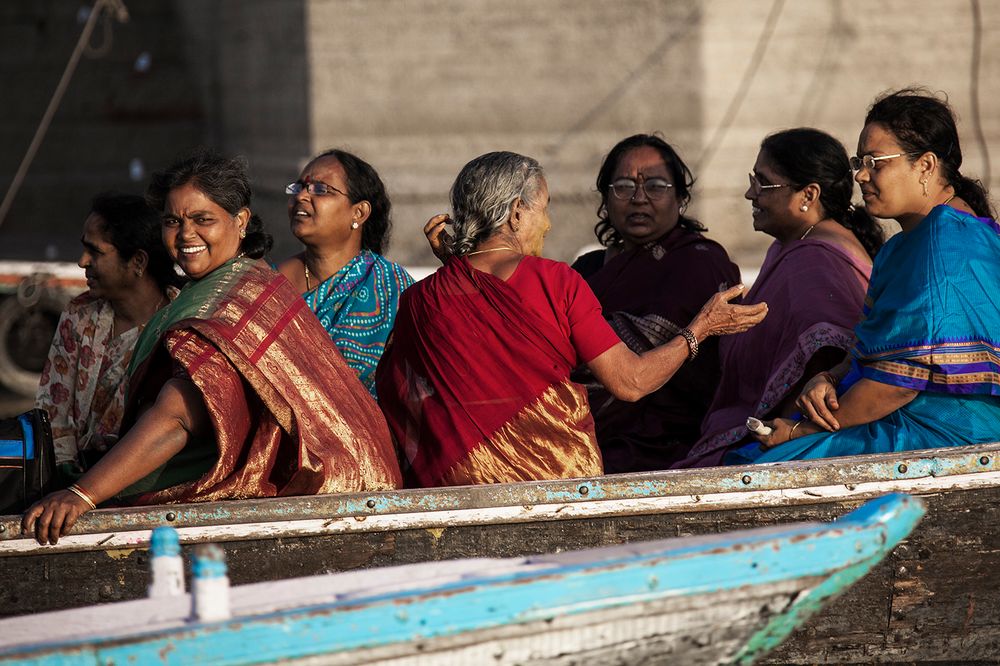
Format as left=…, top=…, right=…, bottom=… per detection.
left=0, top=495, right=922, bottom=666
left=2, top=443, right=1000, bottom=662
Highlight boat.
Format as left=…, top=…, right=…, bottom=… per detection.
left=0, top=494, right=922, bottom=666
left=1, top=442, right=998, bottom=663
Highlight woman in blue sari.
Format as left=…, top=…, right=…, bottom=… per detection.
left=278, top=149, right=413, bottom=398
left=733, top=88, right=1000, bottom=463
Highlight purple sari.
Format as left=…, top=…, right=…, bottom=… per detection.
left=678, top=238, right=871, bottom=468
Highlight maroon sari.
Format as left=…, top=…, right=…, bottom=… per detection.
left=573, top=225, right=741, bottom=472
left=121, top=258, right=402, bottom=503
left=375, top=256, right=619, bottom=488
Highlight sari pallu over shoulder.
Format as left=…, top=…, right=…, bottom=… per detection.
left=679, top=239, right=871, bottom=468
left=375, top=257, right=606, bottom=488
left=853, top=206, right=1000, bottom=395
left=121, top=258, right=401, bottom=504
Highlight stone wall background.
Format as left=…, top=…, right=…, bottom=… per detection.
left=1, top=0, right=997, bottom=273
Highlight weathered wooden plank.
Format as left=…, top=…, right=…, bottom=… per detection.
left=1, top=444, right=999, bottom=662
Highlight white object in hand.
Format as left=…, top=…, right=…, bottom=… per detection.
left=746, top=417, right=773, bottom=436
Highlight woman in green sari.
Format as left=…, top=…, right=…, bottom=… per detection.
left=23, top=150, right=401, bottom=545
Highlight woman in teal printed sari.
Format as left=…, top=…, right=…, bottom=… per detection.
left=732, top=88, right=1000, bottom=463
left=278, top=150, right=413, bottom=397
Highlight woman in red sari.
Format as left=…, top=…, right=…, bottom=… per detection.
left=379, top=151, right=767, bottom=488
left=24, top=150, right=401, bottom=544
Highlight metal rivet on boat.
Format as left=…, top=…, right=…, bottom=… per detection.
left=741, top=475, right=752, bottom=485
left=897, top=464, right=907, bottom=474
left=981, top=456, right=990, bottom=466
left=579, top=485, right=589, bottom=495
left=366, top=499, right=376, bottom=509
left=165, top=512, right=176, bottom=522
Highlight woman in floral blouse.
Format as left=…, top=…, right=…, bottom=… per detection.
left=36, top=192, right=182, bottom=478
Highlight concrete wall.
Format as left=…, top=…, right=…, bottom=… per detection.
left=1, top=1, right=997, bottom=271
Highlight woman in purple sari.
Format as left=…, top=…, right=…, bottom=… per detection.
left=678, top=128, right=883, bottom=468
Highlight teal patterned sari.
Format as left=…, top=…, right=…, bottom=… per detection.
left=305, top=251, right=413, bottom=398
left=730, top=206, right=1000, bottom=463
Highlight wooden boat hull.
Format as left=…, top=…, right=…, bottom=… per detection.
left=3, top=442, right=1000, bottom=662
left=0, top=495, right=923, bottom=665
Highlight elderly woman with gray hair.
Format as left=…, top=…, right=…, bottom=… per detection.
left=376, top=151, right=767, bottom=487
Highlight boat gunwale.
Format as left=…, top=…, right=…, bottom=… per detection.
left=0, top=442, right=996, bottom=554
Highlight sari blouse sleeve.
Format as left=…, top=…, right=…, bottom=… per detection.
left=557, top=262, right=621, bottom=363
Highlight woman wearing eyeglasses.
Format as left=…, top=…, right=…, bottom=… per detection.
left=277, top=149, right=414, bottom=398
left=737, top=88, right=1000, bottom=463
left=569, top=134, right=742, bottom=473
left=678, top=128, right=881, bottom=468
left=384, top=151, right=766, bottom=488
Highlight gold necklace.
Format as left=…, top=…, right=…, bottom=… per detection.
left=466, top=246, right=518, bottom=257
left=304, top=262, right=312, bottom=291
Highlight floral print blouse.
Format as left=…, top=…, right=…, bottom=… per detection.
left=35, top=292, right=161, bottom=466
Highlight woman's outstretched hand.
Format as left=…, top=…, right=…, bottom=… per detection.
left=690, top=284, right=768, bottom=338
left=22, top=490, right=92, bottom=545
left=796, top=372, right=841, bottom=431
left=424, top=214, right=453, bottom=264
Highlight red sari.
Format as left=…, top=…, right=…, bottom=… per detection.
left=375, top=256, right=620, bottom=487
left=121, top=258, right=402, bottom=503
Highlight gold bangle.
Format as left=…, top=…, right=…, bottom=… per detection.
left=67, top=483, right=97, bottom=510
left=789, top=419, right=806, bottom=439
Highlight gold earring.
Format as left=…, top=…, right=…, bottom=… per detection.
left=921, top=179, right=929, bottom=196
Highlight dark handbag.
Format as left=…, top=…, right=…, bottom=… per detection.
left=0, top=408, right=55, bottom=515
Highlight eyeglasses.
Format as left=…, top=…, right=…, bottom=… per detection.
left=747, top=172, right=789, bottom=195
left=609, top=177, right=674, bottom=201
left=285, top=181, right=348, bottom=197
left=849, top=153, right=903, bottom=172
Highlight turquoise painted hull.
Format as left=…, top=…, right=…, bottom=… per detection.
left=0, top=495, right=922, bottom=666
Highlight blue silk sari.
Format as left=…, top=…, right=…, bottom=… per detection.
left=305, top=251, right=413, bottom=398
left=730, top=206, right=1000, bottom=464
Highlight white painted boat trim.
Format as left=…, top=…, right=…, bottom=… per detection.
left=3, top=469, right=994, bottom=555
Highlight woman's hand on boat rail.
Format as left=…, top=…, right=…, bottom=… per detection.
left=22, top=490, right=91, bottom=546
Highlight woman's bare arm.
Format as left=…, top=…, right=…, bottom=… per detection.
left=586, top=285, right=768, bottom=402
left=22, top=378, right=211, bottom=545
left=755, top=378, right=918, bottom=448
